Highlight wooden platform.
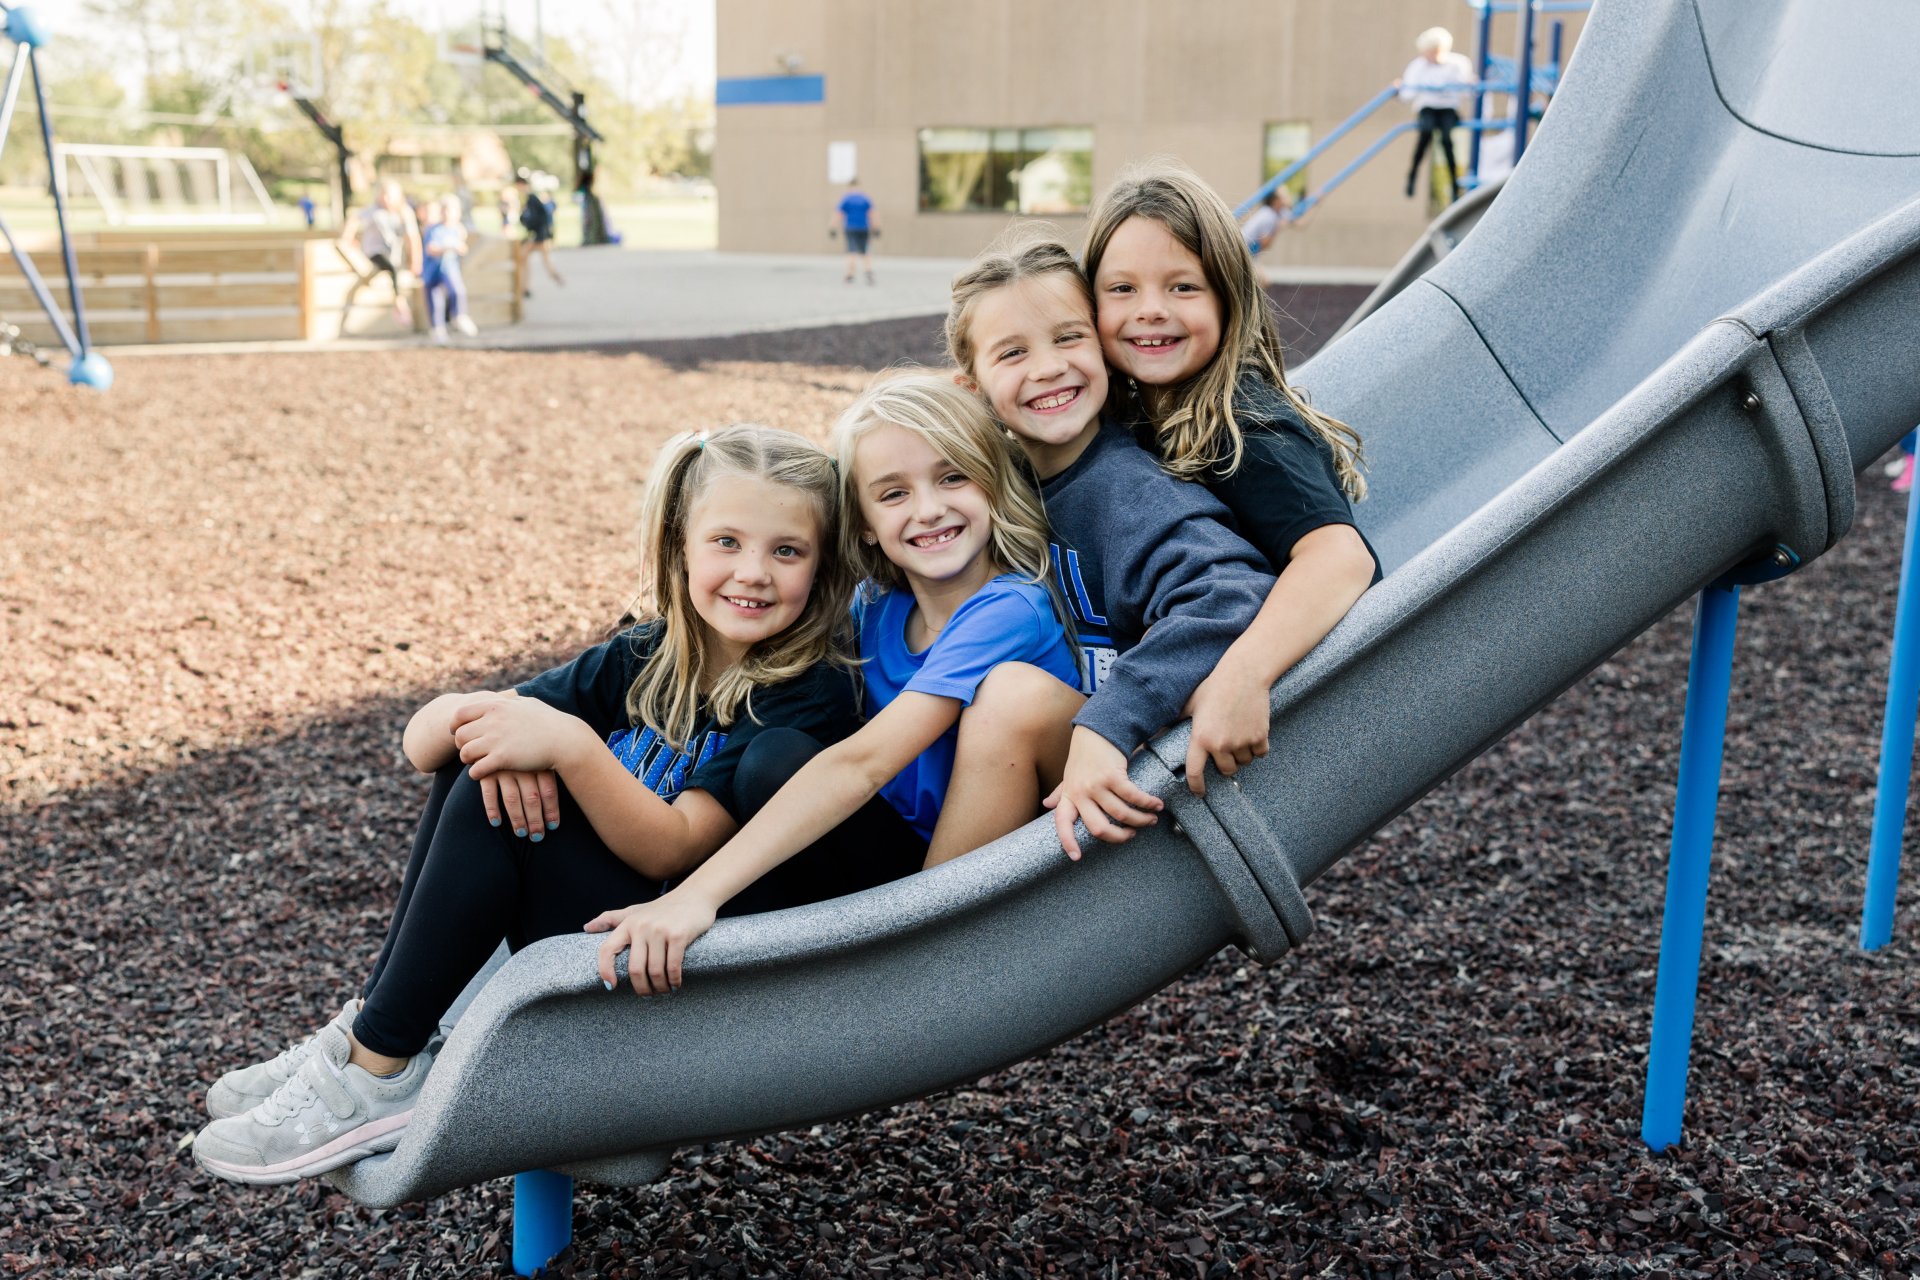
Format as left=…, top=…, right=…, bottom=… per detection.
left=0, top=228, right=520, bottom=347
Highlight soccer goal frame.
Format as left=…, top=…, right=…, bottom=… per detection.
left=52, top=142, right=277, bottom=227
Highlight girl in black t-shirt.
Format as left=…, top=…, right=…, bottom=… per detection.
left=1083, top=160, right=1383, bottom=796
left=192, top=424, right=894, bottom=1187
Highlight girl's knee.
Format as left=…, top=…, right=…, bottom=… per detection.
left=734, top=728, right=826, bottom=816
left=964, top=663, right=1083, bottom=734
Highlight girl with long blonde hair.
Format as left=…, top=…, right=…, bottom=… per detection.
left=1083, top=161, right=1380, bottom=804
left=195, top=424, right=872, bottom=1186
left=589, top=371, right=1085, bottom=995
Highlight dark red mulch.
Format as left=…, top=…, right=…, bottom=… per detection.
left=1, top=319, right=1915, bottom=1278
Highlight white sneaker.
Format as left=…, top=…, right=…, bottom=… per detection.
left=430, top=325, right=449, bottom=346
left=206, top=998, right=362, bottom=1120
left=452, top=315, right=479, bottom=337
left=193, top=1024, right=431, bottom=1185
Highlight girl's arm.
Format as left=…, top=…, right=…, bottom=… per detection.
left=586, top=691, right=963, bottom=995
left=1182, top=523, right=1376, bottom=792
left=451, top=695, right=738, bottom=879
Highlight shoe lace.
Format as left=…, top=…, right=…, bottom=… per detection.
left=255, top=1069, right=321, bottom=1126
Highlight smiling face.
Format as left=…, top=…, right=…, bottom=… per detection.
left=965, top=274, right=1109, bottom=479
left=682, top=472, right=823, bottom=669
left=1094, top=214, right=1224, bottom=388
left=851, top=422, right=996, bottom=598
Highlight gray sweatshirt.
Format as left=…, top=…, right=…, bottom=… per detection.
left=1040, top=422, right=1276, bottom=753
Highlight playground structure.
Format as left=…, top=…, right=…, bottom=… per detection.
left=1236, top=0, right=1588, bottom=226
left=51, top=142, right=277, bottom=227
left=0, top=3, right=108, bottom=387
left=287, top=0, right=1920, bottom=1273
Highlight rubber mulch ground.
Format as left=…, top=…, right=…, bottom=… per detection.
left=2, top=304, right=1915, bottom=1279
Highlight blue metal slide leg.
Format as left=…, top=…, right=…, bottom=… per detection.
left=512, top=1170, right=573, bottom=1276
left=1863, top=474, right=1920, bottom=950
left=1642, top=581, right=1741, bottom=1152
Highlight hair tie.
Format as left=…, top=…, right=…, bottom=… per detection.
left=695, top=431, right=708, bottom=451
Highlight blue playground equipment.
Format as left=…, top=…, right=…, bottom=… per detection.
left=0, top=3, right=111, bottom=389
left=311, top=0, right=1920, bottom=1270
left=1235, top=0, right=1589, bottom=226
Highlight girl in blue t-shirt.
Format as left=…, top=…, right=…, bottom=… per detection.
left=588, top=371, right=1083, bottom=995
left=192, top=425, right=871, bottom=1186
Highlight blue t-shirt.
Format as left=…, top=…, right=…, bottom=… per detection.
left=838, top=190, right=872, bottom=231
left=855, top=575, right=1078, bottom=843
left=421, top=223, right=455, bottom=283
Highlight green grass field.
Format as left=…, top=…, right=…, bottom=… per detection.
left=0, top=191, right=717, bottom=250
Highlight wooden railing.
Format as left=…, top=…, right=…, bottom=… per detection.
left=0, top=229, right=521, bottom=346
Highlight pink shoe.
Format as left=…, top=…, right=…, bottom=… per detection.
left=1895, top=455, right=1915, bottom=494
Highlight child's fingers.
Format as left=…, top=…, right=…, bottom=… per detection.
left=1042, top=783, right=1062, bottom=812
left=1053, top=793, right=1083, bottom=861
left=583, top=909, right=620, bottom=933
left=636, top=937, right=668, bottom=997
left=477, top=774, right=504, bottom=828
left=595, top=926, right=627, bottom=988
left=666, top=938, right=686, bottom=993
left=1209, top=744, right=1242, bottom=781
left=1185, top=739, right=1212, bottom=796
left=1084, top=789, right=1153, bottom=844
left=499, top=778, right=530, bottom=836
left=513, top=772, right=546, bottom=836
left=538, top=771, right=561, bottom=829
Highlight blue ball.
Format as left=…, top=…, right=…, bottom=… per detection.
left=4, top=7, right=49, bottom=48
left=68, top=352, right=113, bottom=390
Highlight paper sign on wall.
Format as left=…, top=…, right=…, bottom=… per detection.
left=828, top=141, right=858, bottom=185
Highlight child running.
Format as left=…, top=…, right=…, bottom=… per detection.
left=1083, top=162, right=1380, bottom=797
left=944, top=236, right=1280, bottom=856
left=193, top=424, right=879, bottom=1185
left=588, top=373, right=1084, bottom=995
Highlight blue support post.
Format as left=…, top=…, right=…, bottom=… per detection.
left=1513, top=0, right=1537, bottom=163
left=1641, top=580, right=1741, bottom=1152
left=27, top=44, right=89, bottom=357
left=512, top=1170, right=573, bottom=1276
left=1468, top=0, right=1496, bottom=180
left=1862, top=472, right=1920, bottom=950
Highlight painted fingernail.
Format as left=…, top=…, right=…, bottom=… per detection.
left=601, top=978, right=614, bottom=991
left=514, top=827, right=527, bottom=838
left=489, top=817, right=501, bottom=828
left=529, top=831, right=543, bottom=843
left=547, top=820, right=559, bottom=830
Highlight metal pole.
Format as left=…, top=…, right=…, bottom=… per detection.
left=1863, top=471, right=1920, bottom=950
left=1513, top=0, right=1537, bottom=163
left=512, top=1170, right=573, bottom=1276
left=0, top=206, right=80, bottom=355
left=1642, top=580, right=1741, bottom=1152
left=1468, top=0, right=1495, bottom=181
left=27, top=47, right=89, bottom=355
left=0, top=44, right=28, bottom=169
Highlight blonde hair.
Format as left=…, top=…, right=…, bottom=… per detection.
left=627, top=424, right=856, bottom=749
left=944, top=235, right=1094, bottom=379
left=1416, top=27, right=1454, bottom=56
left=1083, top=160, right=1367, bottom=500
left=830, top=371, right=1058, bottom=595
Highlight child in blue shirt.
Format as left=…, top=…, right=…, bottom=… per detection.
left=588, top=372, right=1083, bottom=994
left=835, top=178, right=878, bottom=284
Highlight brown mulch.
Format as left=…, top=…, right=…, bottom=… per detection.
left=1, top=302, right=1916, bottom=1278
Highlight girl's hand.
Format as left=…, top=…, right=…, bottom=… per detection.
left=1043, top=726, right=1162, bottom=860
left=451, top=695, right=594, bottom=779
left=478, top=769, right=561, bottom=838
left=585, top=893, right=720, bottom=995
left=1182, top=662, right=1272, bottom=795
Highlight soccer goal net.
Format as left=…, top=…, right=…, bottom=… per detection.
left=51, top=143, right=277, bottom=227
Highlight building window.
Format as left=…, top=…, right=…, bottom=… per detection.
left=1262, top=122, right=1311, bottom=201
left=918, top=127, right=1093, bottom=214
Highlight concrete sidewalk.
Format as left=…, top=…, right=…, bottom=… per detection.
left=490, top=248, right=973, bottom=347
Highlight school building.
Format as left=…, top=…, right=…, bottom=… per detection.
left=714, top=0, right=1587, bottom=271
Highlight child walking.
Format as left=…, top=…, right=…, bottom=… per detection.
left=193, top=425, right=877, bottom=1185
left=587, top=373, right=1084, bottom=995
left=944, top=236, right=1281, bottom=856
left=1083, top=162, right=1380, bottom=800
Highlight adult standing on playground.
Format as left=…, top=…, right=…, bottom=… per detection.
left=833, top=178, right=878, bottom=285
left=514, top=173, right=565, bottom=298
left=338, top=179, right=422, bottom=326
left=1397, top=27, right=1475, bottom=204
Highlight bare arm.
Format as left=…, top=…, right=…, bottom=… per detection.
left=450, top=696, right=737, bottom=879
left=586, top=691, right=963, bottom=993
left=1182, top=523, right=1376, bottom=791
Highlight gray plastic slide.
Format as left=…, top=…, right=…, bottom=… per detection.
left=331, top=0, right=1920, bottom=1207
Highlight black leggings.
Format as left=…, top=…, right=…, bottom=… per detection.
left=353, top=728, right=928, bottom=1057
left=366, top=252, right=402, bottom=294
left=1408, top=107, right=1462, bottom=194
